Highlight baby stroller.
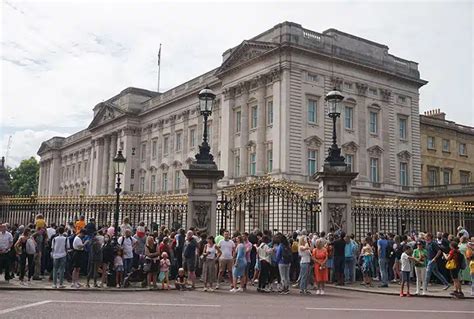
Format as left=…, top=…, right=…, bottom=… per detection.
left=123, top=265, right=147, bottom=288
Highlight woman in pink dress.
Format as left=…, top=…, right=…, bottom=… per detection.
left=312, top=239, right=329, bottom=295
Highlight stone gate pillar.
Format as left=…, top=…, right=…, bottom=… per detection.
left=314, top=164, right=358, bottom=234
left=182, top=164, right=224, bottom=236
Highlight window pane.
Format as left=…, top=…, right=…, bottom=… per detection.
left=236, top=111, right=241, bottom=132
left=308, top=100, right=317, bottom=123
left=345, top=107, right=353, bottom=129
left=369, top=112, right=377, bottom=133
left=267, top=102, right=273, bottom=125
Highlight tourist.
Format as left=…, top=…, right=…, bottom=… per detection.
left=457, top=226, right=469, bottom=239
left=257, top=235, right=272, bottom=292
left=297, top=235, right=311, bottom=294
left=71, top=229, right=87, bottom=288
left=201, top=236, right=217, bottom=291
left=133, top=222, right=146, bottom=269
left=424, top=232, right=450, bottom=292
left=14, top=228, right=32, bottom=285
left=241, top=232, right=253, bottom=290
left=118, top=229, right=137, bottom=276
left=159, top=252, right=170, bottom=290
left=313, top=238, right=328, bottom=295
left=360, top=237, right=374, bottom=287
left=391, top=235, right=401, bottom=283
left=466, top=238, right=474, bottom=296
left=230, top=235, right=246, bottom=293
left=114, top=248, right=124, bottom=288
left=276, top=234, right=291, bottom=294
left=75, top=215, right=86, bottom=234
left=216, top=230, right=235, bottom=289
left=86, top=234, right=103, bottom=288
left=344, top=234, right=356, bottom=284
left=413, top=241, right=427, bottom=295
left=120, top=217, right=133, bottom=236
left=144, top=235, right=159, bottom=288
left=51, top=226, right=68, bottom=288
left=377, top=233, right=389, bottom=288
left=446, top=241, right=464, bottom=298
left=175, top=267, right=188, bottom=290
left=458, top=236, right=470, bottom=284
left=332, top=232, right=346, bottom=286
left=400, top=245, right=415, bottom=297
left=183, top=230, right=198, bottom=289
left=0, top=223, right=13, bottom=283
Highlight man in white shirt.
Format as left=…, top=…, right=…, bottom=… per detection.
left=71, top=229, right=88, bottom=288
left=216, top=230, right=235, bottom=289
left=118, top=229, right=137, bottom=275
left=51, top=226, right=68, bottom=288
left=0, top=224, right=13, bottom=283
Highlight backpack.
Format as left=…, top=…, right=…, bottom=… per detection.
left=282, top=245, right=292, bottom=264
left=386, top=240, right=394, bottom=259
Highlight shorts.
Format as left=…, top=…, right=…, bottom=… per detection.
left=219, top=259, right=233, bottom=273
left=449, top=268, right=460, bottom=280
left=184, top=257, right=196, bottom=273
left=72, top=250, right=84, bottom=269
left=401, top=271, right=410, bottom=283
left=115, top=265, right=124, bottom=272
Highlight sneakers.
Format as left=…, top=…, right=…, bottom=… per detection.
left=316, top=289, right=321, bottom=295
left=58, top=285, right=66, bottom=289
left=320, top=290, right=325, bottom=295
left=400, top=292, right=405, bottom=297
left=421, top=291, right=426, bottom=296
left=230, top=288, right=236, bottom=293
left=203, top=287, right=208, bottom=292
left=415, top=290, right=419, bottom=295
left=215, top=284, right=220, bottom=290
left=19, top=281, right=27, bottom=286
left=208, top=288, right=214, bottom=292
left=52, top=285, right=57, bottom=289
left=443, top=285, right=450, bottom=290
left=279, top=290, right=289, bottom=295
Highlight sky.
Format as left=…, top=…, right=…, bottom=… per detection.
left=1, top=0, right=473, bottom=168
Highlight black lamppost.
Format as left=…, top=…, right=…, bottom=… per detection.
left=325, top=88, right=346, bottom=166
left=195, top=86, right=216, bottom=165
left=112, top=150, right=126, bottom=240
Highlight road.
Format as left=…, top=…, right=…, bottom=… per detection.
left=0, top=287, right=472, bottom=319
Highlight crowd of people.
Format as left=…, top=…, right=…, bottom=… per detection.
left=0, top=214, right=473, bottom=299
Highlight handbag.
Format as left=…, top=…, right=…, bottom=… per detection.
left=445, top=259, right=456, bottom=270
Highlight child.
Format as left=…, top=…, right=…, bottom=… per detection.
left=400, top=246, right=415, bottom=297
left=159, top=252, right=171, bottom=290
left=467, top=241, right=474, bottom=296
left=175, top=267, right=188, bottom=290
left=114, top=248, right=124, bottom=288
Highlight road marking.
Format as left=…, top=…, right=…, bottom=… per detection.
left=306, top=307, right=472, bottom=314
left=0, top=300, right=51, bottom=315
left=59, top=300, right=221, bottom=308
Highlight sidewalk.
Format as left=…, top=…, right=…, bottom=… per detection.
left=327, top=282, right=474, bottom=299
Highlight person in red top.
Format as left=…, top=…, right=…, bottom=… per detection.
left=159, top=237, right=171, bottom=256
left=312, top=238, right=329, bottom=295
left=447, top=241, right=464, bottom=298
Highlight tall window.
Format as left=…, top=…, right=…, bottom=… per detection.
left=345, top=154, right=354, bottom=172
left=459, top=143, right=467, bottom=155
left=235, top=110, right=241, bottom=133
left=175, top=171, right=181, bottom=190
left=139, top=176, right=145, bottom=192
left=250, top=153, right=256, bottom=175
left=370, top=158, right=379, bottom=182
left=428, top=168, right=438, bottom=186
left=400, top=162, right=408, bottom=186
left=427, top=136, right=435, bottom=149
left=130, top=169, right=135, bottom=179
left=460, top=171, right=470, bottom=184
left=251, top=106, right=258, bottom=129
left=152, top=140, right=157, bottom=158
left=308, top=149, right=318, bottom=176
left=267, top=101, right=273, bottom=125
left=176, top=132, right=182, bottom=151
left=369, top=111, right=378, bottom=134
left=267, top=149, right=273, bottom=173
left=163, top=136, right=169, bottom=155
left=442, top=139, right=450, bottom=152
left=189, top=128, right=196, bottom=148
left=399, top=117, right=407, bottom=140
left=162, top=173, right=168, bottom=192
left=151, top=175, right=156, bottom=193
left=234, top=155, right=240, bottom=177
left=141, top=143, right=146, bottom=162
left=443, top=170, right=452, bottom=185
left=344, top=106, right=353, bottom=129
left=308, top=99, right=317, bottom=123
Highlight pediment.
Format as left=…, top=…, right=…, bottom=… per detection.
left=304, top=135, right=323, bottom=148
left=216, top=40, right=278, bottom=75
left=367, top=145, right=384, bottom=157
left=87, top=102, right=127, bottom=130
left=342, top=141, right=359, bottom=153
left=397, top=150, right=412, bottom=161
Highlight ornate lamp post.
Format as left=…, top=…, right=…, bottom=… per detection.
left=112, top=150, right=126, bottom=239
left=325, top=88, right=346, bottom=166
left=195, top=86, right=216, bottom=165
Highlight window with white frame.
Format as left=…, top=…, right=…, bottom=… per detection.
left=307, top=73, right=318, bottom=82
left=399, top=117, right=407, bottom=140
left=308, top=149, right=318, bottom=176
left=152, top=139, right=157, bottom=158
left=175, top=171, right=181, bottom=190
left=162, top=172, right=168, bottom=192
left=442, top=139, right=450, bottom=152
left=443, top=169, right=452, bottom=185
left=189, top=128, right=196, bottom=147
left=151, top=175, right=156, bottom=193
left=344, top=106, right=353, bottom=129
left=78, top=163, right=81, bottom=177
left=141, top=143, right=146, bottom=162
left=397, top=95, right=406, bottom=104
left=370, top=157, right=379, bottom=183
left=428, top=167, right=438, bottom=186
left=250, top=106, right=258, bottom=129
left=267, top=101, right=273, bottom=125
left=234, top=154, right=240, bottom=177
left=427, top=136, right=435, bottom=150
left=369, top=111, right=378, bottom=134
left=307, top=99, right=317, bottom=124
left=459, top=143, right=467, bottom=156
left=130, top=184, right=134, bottom=192
left=369, top=88, right=378, bottom=95
left=267, top=149, right=273, bottom=173
left=163, top=136, right=169, bottom=155
left=235, top=110, right=241, bottom=133
left=249, top=152, right=256, bottom=175
left=345, top=154, right=354, bottom=172
left=400, top=162, right=408, bottom=186
left=176, top=132, right=182, bottom=151
left=139, top=176, right=145, bottom=192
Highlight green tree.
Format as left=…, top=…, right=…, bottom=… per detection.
left=8, top=157, right=39, bottom=196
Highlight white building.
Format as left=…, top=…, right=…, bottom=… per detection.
left=37, top=21, right=427, bottom=197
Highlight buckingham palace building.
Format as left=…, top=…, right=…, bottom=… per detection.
left=37, top=21, right=428, bottom=197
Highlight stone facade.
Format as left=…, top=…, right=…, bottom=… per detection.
left=420, top=109, right=474, bottom=187
left=37, top=22, right=427, bottom=197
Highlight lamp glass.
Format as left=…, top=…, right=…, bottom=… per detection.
left=113, top=150, right=126, bottom=175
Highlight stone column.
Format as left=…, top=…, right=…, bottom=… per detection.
left=256, top=79, right=267, bottom=175
left=101, top=135, right=111, bottom=195
left=219, top=88, right=235, bottom=180
left=240, top=82, right=250, bottom=176
left=38, top=162, right=44, bottom=195
left=108, top=133, right=118, bottom=194
left=49, top=152, right=61, bottom=195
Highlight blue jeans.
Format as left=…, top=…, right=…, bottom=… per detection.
left=53, top=256, right=66, bottom=286
left=379, top=257, right=389, bottom=286
left=424, top=260, right=449, bottom=291
left=124, top=258, right=133, bottom=275
left=344, top=257, right=355, bottom=283
left=299, top=263, right=310, bottom=291
left=278, top=263, right=290, bottom=291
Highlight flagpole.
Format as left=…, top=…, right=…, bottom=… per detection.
left=157, top=43, right=162, bottom=92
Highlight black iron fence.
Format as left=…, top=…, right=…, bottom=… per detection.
left=0, top=194, right=188, bottom=231
left=352, top=198, right=474, bottom=241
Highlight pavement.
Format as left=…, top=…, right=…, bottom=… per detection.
left=0, top=285, right=472, bottom=319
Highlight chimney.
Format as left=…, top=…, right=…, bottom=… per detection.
left=424, top=108, right=446, bottom=120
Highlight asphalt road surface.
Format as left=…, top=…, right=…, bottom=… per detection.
left=0, top=288, right=472, bottom=319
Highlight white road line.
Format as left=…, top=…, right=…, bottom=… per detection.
left=0, top=300, right=51, bottom=315
left=58, top=300, right=221, bottom=308
left=306, top=307, right=472, bottom=314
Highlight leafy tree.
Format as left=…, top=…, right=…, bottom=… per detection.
left=8, top=157, right=39, bottom=196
